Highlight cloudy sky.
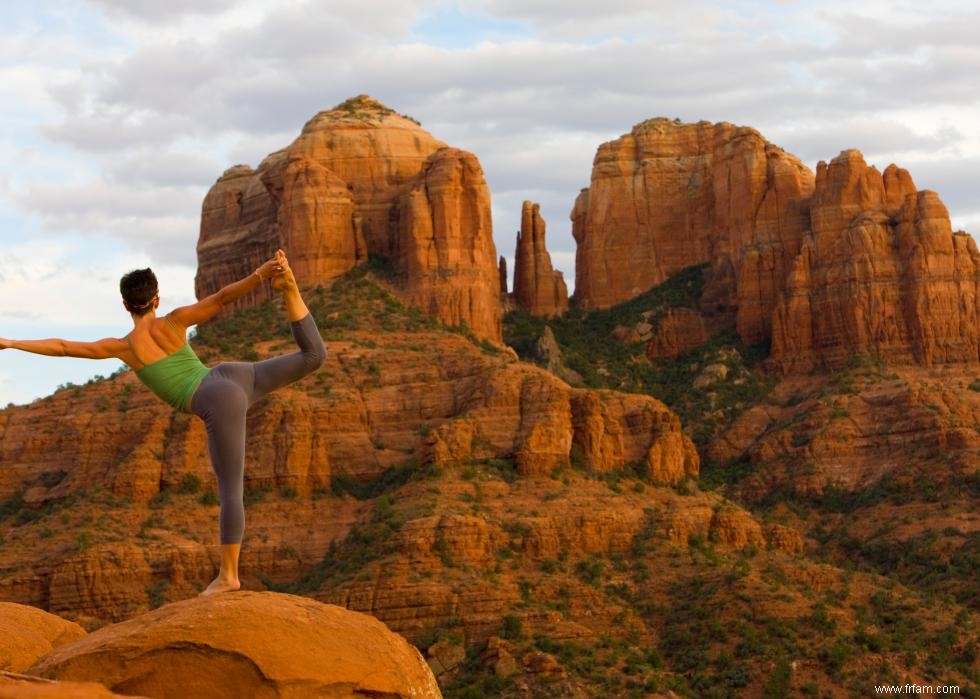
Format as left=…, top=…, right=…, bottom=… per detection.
left=1, top=0, right=978, bottom=405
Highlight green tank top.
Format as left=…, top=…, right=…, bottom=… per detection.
left=129, top=317, right=211, bottom=413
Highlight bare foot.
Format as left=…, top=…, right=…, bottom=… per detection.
left=271, top=250, right=296, bottom=292
left=199, top=575, right=241, bottom=597
left=271, top=266, right=296, bottom=293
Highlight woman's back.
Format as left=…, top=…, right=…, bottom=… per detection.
left=125, top=314, right=186, bottom=369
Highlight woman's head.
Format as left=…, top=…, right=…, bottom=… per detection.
left=120, top=268, right=159, bottom=316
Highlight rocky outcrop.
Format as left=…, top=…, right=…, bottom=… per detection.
left=195, top=96, right=502, bottom=341
left=571, top=118, right=813, bottom=347
left=569, top=391, right=698, bottom=485
left=530, top=326, right=583, bottom=386
left=572, top=120, right=979, bottom=371
left=498, top=256, right=508, bottom=296
left=394, top=148, right=502, bottom=341
left=710, top=365, right=980, bottom=498
left=771, top=151, right=980, bottom=371
left=644, top=308, right=712, bottom=360
left=513, top=202, right=568, bottom=318
left=0, top=603, right=86, bottom=673
left=28, top=592, right=441, bottom=698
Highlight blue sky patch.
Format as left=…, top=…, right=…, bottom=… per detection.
left=410, top=5, right=531, bottom=48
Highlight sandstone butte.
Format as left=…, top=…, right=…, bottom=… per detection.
left=572, top=118, right=980, bottom=371
left=511, top=201, right=569, bottom=318
left=2, top=592, right=440, bottom=699
left=195, top=95, right=502, bottom=342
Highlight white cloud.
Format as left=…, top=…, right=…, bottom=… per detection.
left=107, top=151, right=220, bottom=187
left=86, top=0, right=244, bottom=22
left=0, top=236, right=197, bottom=326
left=3, top=0, right=979, bottom=404
left=767, top=120, right=965, bottom=165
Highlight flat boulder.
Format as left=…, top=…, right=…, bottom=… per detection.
left=0, top=603, right=87, bottom=673
left=0, top=672, right=147, bottom=698
left=29, top=591, right=441, bottom=698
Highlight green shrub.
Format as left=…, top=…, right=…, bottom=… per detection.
left=575, top=557, right=604, bottom=586
left=0, top=490, right=26, bottom=520
left=763, top=656, right=793, bottom=698
left=177, top=472, right=201, bottom=494
left=501, top=614, right=523, bottom=640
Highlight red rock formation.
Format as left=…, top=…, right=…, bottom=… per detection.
left=0, top=675, right=149, bottom=697
left=644, top=308, right=711, bottom=360
left=0, top=603, right=86, bottom=673
left=572, top=120, right=978, bottom=371
left=29, top=592, right=441, bottom=698
left=196, top=163, right=280, bottom=317
left=394, top=148, right=502, bottom=342
left=512, top=202, right=568, bottom=318
left=571, top=119, right=813, bottom=345
left=260, top=154, right=367, bottom=281
left=194, top=96, right=503, bottom=341
left=498, top=256, right=508, bottom=296
left=569, top=391, right=698, bottom=485
left=771, top=151, right=980, bottom=371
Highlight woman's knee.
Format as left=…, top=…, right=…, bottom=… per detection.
left=305, top=341, right=327, bottom=372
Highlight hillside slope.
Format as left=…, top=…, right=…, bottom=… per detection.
left=0, top=264, right=975, bottom=696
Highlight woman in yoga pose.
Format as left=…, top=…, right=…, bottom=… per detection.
left=0, top=249, right=326, bottom=596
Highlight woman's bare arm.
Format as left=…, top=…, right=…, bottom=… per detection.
left=170, top=252, right=286, bottom=328
left=0, top=336, right=125, bottom=359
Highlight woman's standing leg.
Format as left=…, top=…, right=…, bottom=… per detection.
left=192, top=366, right=252, bottom=596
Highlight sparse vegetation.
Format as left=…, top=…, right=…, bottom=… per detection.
left=503, top=264, right=771, bottom=447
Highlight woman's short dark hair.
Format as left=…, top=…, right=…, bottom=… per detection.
left=120, top=268, right=158, bottom=316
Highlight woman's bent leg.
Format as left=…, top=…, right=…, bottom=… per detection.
left=250, top=313, right=326, bottom=400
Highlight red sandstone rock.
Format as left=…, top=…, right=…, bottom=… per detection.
left=569, top=390, right=698, bottom=485
left=573, top=119, right=978, bottom=372
left=512, top=201, right=568, bottom=318
left=0, top=604, right=86, bottom=673
left=194, top=96, right=502, bottom=341
left=771, top=151, right=980, bottom=371
left=29, top=591, right=441, bottom=698
left=571, top=119, right=813, bottom=346
left=260, top=154, right=366, bottom=282
left=394, top=148, right=502, bottom=341
left=645, top=308, right=711, bottom=360
left=0, top=675, right=148, bottom=698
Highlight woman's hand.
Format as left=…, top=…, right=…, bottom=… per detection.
left=255, top=250, right=289, bottom=281
left=0, top=338, right=10, bottom=350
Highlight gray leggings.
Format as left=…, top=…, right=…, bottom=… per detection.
left=190, top=312, right=326, bottom=544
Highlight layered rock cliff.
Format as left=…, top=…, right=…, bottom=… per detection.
left=195, top=95, right=502, bottom=341
left=771, top=151, right=980, bottom=370
left=512, top=202, right=568, bottom=318
left=394, top=148, right=502, bottom=340
left=571, top=118, right=813, bottom=346
left=573, top=119, right=979, bottom=371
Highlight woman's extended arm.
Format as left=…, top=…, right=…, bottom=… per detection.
left=170, top=252, right=285, bottom=328
left=0, top=336, right=125, bottom=359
